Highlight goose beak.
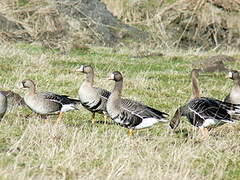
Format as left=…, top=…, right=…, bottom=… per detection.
left=108, top=73, right=114, bottom=80
left=76, top=65, right=84, bottom=72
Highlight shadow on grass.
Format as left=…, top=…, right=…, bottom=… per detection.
left=95, top=120, right=114, bottom=125
left=66, top=120, right=115, bottom=128
left=173, top=128, right=189, bottom=138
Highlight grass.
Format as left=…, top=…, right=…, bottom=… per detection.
left=0, top=43, right=240, bottom=179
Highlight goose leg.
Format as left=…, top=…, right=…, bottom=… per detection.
left=40, top=115, right=47, bottom=119
left=200, top=127, right=209, bottom=139
left=104, top=114, right=107, bottom=124
left=40, top=115, right=48, bottom=123
left=128, top=129, right=134, bottom=136
left=91, top=113, right=96, bottom=124
left=56, top=112, right=63, bottom=124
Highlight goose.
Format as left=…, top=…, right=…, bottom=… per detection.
left=0, top=90, right=25, bottom=107
left=170, top=69, right=240, bottom=138
left=0, top=92, right=7, bottom=121
left=106, top=71, right=168, bottom=135
left=76, top=65, right=111, bottom=123
left=224, top=70, right=240, bottom=104
left=20, top=79, right=80, bottom=123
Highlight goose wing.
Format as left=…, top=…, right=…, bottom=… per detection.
left=40, top=92, right=80, bottom=105
left=188, top=97, right=237, bottom=123
left=121, top=99, right=168, bottom=118
left=96, top=87, right=111, bottom=100
left=118, top=98, right=168, bottom=127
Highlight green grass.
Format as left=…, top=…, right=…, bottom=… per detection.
left=0, top=43, right=240, bottom=179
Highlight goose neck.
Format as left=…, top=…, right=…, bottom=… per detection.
left=234, top=79, right=240, bottom=87
left=85, top=72, right=94, bottom=85
left=28, top=85, right=36, bottom=96
left=112, top=80, right=123, bottom=97
left=191, top=72, right=200, bottom=99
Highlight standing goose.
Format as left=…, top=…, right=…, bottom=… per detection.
left=77, top=65, right=110, bottom=123
left=224, top=70, right=240, bottom=104
left=0, top=92, right=7, bottom=121
left=106, top=71, right=168, bottom=135
left=20, top=79, right=80, bottom=123
left=170, top=69, right=240, bottom=138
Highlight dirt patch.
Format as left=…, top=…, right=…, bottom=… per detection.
left=0, top=0, right=148, bottom=49
left=153, top=0, right=240, bottom=49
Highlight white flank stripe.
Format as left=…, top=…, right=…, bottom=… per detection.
left=61, top=104, right=77, bottom=112
left=134, top=118, right=160, bottom=130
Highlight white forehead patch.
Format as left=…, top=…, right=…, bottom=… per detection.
left=111, top=73, right=115, bottom=80
left=18, top=82, right=24, bottom=89
left=79, top=65, right=84, bottom=72
left=229, top=72, right=233, bottom=78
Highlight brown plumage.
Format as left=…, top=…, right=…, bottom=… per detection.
left=0, top=90, right=25, bottom=107
left=20, top=79, right=80, bottom=123
left=77, top=65, right=110, bottom=123
left=224, top=70, right=240, bottom=104
left=106, top=71, right=168, bottom=135
left=170, top=69, right=239, bottom=138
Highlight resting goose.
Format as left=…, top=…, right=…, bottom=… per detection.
left=20, top=79, right=80, bottom=123
left=170, top=69, right=240, bottom=138
left=76, top=65, right=110, bottom=123
left=0, top=90, right=25, bottom=107
left=106, top=71, right=168, bottom=135
left=0, top=92, right=7, bottom=121
left=224, top=70, right=240, bottom=104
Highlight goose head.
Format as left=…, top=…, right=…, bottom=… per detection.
left=228, top=70, right=240, bottom=80
left=108, top=71, right=123, bottom=82
left=20, top=79, right=35, bottom=89
left=76, top=65, right=93, bottom=74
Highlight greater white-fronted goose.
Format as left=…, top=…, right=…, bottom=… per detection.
left=170, top=69, right=240, bottom=138
left=106, top=71, right=168, bottom=135
left=0, top=92, right=7, bottom=121
left=76, top=65, right=110, bottom=123
left=20, top=79, right=80, bottom=123
left=224, top=70, right=240, bottom=104
left=0, top=90, right=25, bottom=107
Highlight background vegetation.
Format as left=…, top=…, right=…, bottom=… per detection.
left=0, top=0, right=240, bottom=179
left=0, top=43, right=240, bottom=179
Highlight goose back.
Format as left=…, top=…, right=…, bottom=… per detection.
left=187, top=97, right=238, bottom=128
left=116, top=98, right=168, bottom=129
left=0, top=90, right=25, bottom=106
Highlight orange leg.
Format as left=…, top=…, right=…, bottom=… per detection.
left=56, top=112, right=63, bottom=124
left=104, top=114, right=107, bottom=124
left=91, top=113, right=96, bottom=124
left=128, top=129, right=134, bottom=136
left=200, top=127, right=209, bottom=140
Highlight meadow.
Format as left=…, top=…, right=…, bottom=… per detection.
left=0, top=43, right=240, bottom=179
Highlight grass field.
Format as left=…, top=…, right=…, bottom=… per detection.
left=0, top=43, right=240, bottom=179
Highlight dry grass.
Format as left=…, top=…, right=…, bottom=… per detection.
left=0, top=43, right=240, bottom=179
